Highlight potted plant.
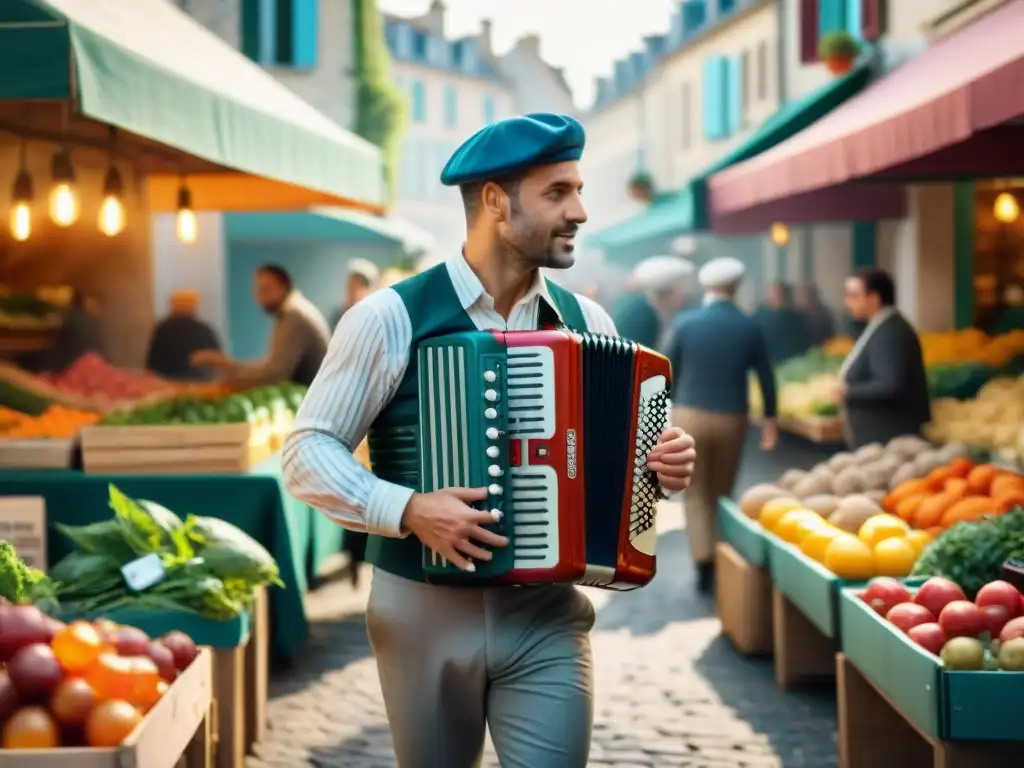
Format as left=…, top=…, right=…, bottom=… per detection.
left=818, top=30, right=861, bottom=75
left=627, top=170, right=655, bottom=203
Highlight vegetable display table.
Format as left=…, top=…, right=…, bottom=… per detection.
left=0, top=457, right=331, bottom=664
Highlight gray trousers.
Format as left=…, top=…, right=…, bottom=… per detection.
left=366, top=568, right=596, bottom=768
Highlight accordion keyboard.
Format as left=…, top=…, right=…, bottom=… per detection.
left=506, top=347, right=559, bottom=570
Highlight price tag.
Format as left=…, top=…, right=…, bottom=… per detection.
left=121, top=553, right=166, bottom=591
left=0, top=496, right=47, bottom=571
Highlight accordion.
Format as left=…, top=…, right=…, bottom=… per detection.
left=416, top=329, right=672, bottom=591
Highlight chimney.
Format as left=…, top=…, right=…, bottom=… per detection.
left=518, top=33, right=541, bottom=56
left=421, top=0, right=445, bottom=36
left=479, top=18, right=493, bottom=55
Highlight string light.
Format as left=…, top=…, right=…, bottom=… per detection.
left=9, top=143, right=32, bottom=242
left=48, top=148, right=79, bottom=227
left=770, top=222, right=790, bottom=246
left=97, top=165, right=126, bottom=237
left=994, top=192, right=1020, bottom=224
left=176, top=184, right=197, bottom=244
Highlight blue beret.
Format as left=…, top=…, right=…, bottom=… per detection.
left=440, top=113, right=586, bottom=186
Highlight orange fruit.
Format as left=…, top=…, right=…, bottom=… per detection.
left=873, top=537, right=919, bottom=578
left=758, top=497, right=804, bottom=533
left=904, top=529, right=933, bottom=555
left=776, top=509, right=822, bottom=544
left=857, top=514, right=910, bottom=548
left=800, top=525, right=841, bottom=562
left=823, top=534, right=876, bottom=580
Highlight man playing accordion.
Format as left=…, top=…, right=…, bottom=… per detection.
left=284, top=113, right=696, bottom=768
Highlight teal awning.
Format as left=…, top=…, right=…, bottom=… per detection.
left=225, top=209, right=436, bottom=253
left=0, top=0, right=387, bottom=210
left=585, top=63, right=872, bottom=256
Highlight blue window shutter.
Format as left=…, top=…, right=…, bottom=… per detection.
left=725, top=55, right=742, bottom=135
left=482, top=95, right=495, bottom=124
left=410, top=80, right=426, bottom=123
left=256, top=0, right=276, bottom=64
left=444, top=86, right=458, bottom=128
left=818, top=0, right=847, bottom=36
left=844, top=0, right=862, bottom=36
left=291, top=0, right=317, bottom=68
left=701, top=56, right=727, bottom=140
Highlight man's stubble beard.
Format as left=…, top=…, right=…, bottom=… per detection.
left=502, top=211, right=576, bottom=272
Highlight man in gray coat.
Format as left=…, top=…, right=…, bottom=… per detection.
left=835, top=269, right=931, bottom=448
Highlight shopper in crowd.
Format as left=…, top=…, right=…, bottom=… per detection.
left=754, top=281, right=813, bottom=363
left=20, top=290, right=104, bottom=374
left=794, top=282, right=836, bottom=346
left=612, top=255, right=692, bottom=350
left=145, top=290, right=222, bottom=381
left=330, top=258, right=379, bottom=330
left=664, top=256, right=778, bottom=594
left=191, top=264, right=330, bottom=388
left=835, top=268, right=931, bottom=448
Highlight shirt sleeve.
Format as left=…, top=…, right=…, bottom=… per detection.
left=226, top=310, right=309, bottom=387
left=577, top=294, right=619, bottom=337
left=281, top=291, right=415, bottom=537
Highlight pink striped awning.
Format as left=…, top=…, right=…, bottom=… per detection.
left=709, top=0, right=1024, bottom=224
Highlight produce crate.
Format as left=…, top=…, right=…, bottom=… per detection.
left=56, top=606, right=254, bottom=768
left=767, top=533, right=850, bottom=638
left=837, top=655, right=1024, bottom=767
left=4, top=647, right=213, bottom=768
left=243, top=587, right=269, bottom=754
left=840, top=588, right=1024, bottom=742
left=80, top=423, right=270, bottom=474
left=0, top=437, right=76, bottom=469
left=780, top=416, right=845, bottom=444
left=715, top=541, right=772, bottom=655
left=717, top=497, right=767, bottom=566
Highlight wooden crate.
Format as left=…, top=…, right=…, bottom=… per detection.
left=715, top=542, right=773, bottom=655
left=837, top=654, right=1024, bottom=768
left=80, top=423, right=267, bottom=474
left=772, top=588, right=836, bottom=690
left=0, top=438, right=76, bottom=469
left=244, top=587, right=269, bottom=754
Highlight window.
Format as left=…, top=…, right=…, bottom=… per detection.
left=726, top=55, right=744, bottom=134
left=680, top=82, right=691, bottom=150
left=451, top=41, right=464, bottom=68
left=800, top=0, right=887, bottom=64
left=702, top=57, right=729, bottom=141
left=411, top=30, right=427, bottom=60
left=740, top=49, right=751, bottom=121
left=756, top=41, right=769, bottom=101
left=482, top=95, right=496, bottom=124
left=444, top=85, right=458, bottom=129
left=240, top=0, right=317, bottom=67
left=410, top=79, right=426, bottom=123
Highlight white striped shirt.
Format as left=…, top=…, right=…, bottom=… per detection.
left=282, top=253, right=618, bottom=538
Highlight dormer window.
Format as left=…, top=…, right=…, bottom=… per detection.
left=411, top=30, right=428, bottom=60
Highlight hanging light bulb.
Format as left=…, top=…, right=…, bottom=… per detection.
left=176, top=184, right=198, bottom=244
left=48, top=148, right=79, bottom=227
left=770, top=222, right=790, bottom=246
left=994, top=192, right=1020, bottom=224
left=9, top=167, right=33, bottom=243
left=97, top=165, right=126, bottom=237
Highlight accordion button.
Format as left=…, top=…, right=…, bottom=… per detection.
left=490, top=508, right=503, bottom=521
left=488, top=483, right=503, bottom=496
left=484, top=389, right=499, bottom=402
left=486, top=446, right=499, bottom=458
left=488, top=464, right=503, bottom=477
left=486, top=427, right=500, bottom=440
left=484, top=370, right=497, bottom=382
left=485, top=408, right=498, bottom=419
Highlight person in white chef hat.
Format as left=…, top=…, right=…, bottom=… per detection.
left=663, top=256, right=778, bottom=594
left=612, top=254, right=694, bottom=350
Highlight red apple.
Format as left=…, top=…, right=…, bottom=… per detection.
left=975, top=580, right=1021, bottom=618
left=886, top=602, right=936, bottom=634
left=861, top=578, right=913, bottom=617
left=981, top=604, right=1011, bottom=637
left=915, top=577, right=966, bottom=619
left=1000, top=616, right=1024, bottom=644
left=908, top=622, right=947, bottom=656
left=938, top=600, right=988, bottom=639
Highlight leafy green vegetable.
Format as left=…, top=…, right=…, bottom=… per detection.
left=185, top=516, right=282, bottom=587
left=54, top=520, right=138, bottom=563
left=0, top=540, right=54, bottom=605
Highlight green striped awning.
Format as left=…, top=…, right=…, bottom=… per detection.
left=0, top=0, right=386, bottom=210
left=585, top=63, right=872, bottom=256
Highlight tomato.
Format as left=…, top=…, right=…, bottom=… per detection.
left=2, top=705, right=60, bottom=749
left=907, top=623, right=947, bottom=656
left=85, top=700, right=143, bottom=748
left=975, top=580, right=1022, bottom=618
left=886, top=602, right=935, bottom=634
left=914, top=577, right=966, bottom=619
left=938, top=600, right=988, bottom=639
left=85, top=652, right=136, bottom=701
left=1000, top=616, right=1024, bottom=643
left=50, top=678, right=97, bottom=727
left=52, top=621, right=103, bottom=674
left=861, top=578, right=912, bottom=617
left=126, top=657, right=161, bottom=707
left=981, top=604, right=1011, bottom=637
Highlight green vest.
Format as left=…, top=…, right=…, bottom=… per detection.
left=366, top=263, right=588, bottom=581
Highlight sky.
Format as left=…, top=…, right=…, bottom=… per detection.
left=377, top=0, right=676, bottom=109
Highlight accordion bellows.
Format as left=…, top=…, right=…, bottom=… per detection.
left=416, top=329, right=672, bottom=591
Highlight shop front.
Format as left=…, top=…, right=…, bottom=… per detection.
left=0, top=0, right=391, bottom=668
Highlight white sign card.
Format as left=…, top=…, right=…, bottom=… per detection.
left=0, top=496, right=47, bottom=571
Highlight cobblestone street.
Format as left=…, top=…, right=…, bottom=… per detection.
left=248, top=436, right=839, bottom=768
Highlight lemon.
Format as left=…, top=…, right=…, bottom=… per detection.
left=873, top=537, right=919, bottom=578
left=904, top=529, right=933, bottom=555
left=857, top=514, right=911, bottom=548
left=758, top=497, right=804, bottom=533
left=823, top=534, right=876, bottom=580
left=800, top=525, right=841, bottom=562
left=776, top=509, right=822, bottom=544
